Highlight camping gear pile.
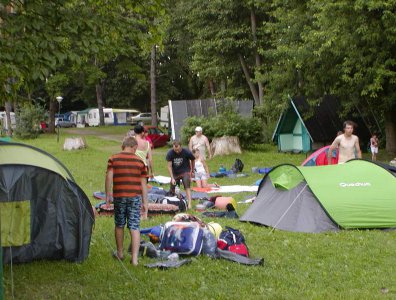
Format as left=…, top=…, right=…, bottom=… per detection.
left=93, top=188, right=188, bottom=216
left=138, top=213, right=263, bottom=268
left=210, top=158, right=245, bottom=178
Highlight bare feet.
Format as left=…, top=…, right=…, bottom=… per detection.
left=112, top=251, right=124, bottom=261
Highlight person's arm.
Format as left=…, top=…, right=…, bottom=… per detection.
left=147, top=142, right=154, bottom=178
left=328, top=139, right=339, bottom=165
left=167, top=161, right=176, bottom=185
left=188, top=137, right=193, bottom=152
left=203, top=159, right=210, bottom=175
left=140, top=176, right=148, bottom=220
left=105, top=169, right=113, bottom=207
left=205, top=136, right=212, bottom=159
left=190, top=159, right=195, bottom=179
left=355, top=137, right=362, bottom=159
left=188, top=151, right=195, bottom=178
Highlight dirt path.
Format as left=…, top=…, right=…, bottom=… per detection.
left=63, top=128, right=124, bottom=142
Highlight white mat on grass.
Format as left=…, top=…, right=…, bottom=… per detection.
left=149, top=175, right=171, bottom=184
left=207, top=185, right=258, bottom=193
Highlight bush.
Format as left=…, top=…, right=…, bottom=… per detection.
left=181, top=111, right=264, bottom=148
left=14, top=102, right=46, bottom=139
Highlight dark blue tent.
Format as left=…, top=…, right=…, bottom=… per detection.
left=0, top=142, right=94, bottom=264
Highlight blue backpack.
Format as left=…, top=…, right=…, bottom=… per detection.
left=159, top=222, right=203, bottom=256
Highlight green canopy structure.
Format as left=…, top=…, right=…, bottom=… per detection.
left=0, top=142, right=94, bottom=264
left=241, top=160, right=396, bottom=232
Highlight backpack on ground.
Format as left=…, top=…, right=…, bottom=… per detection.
left=231, top=158, right=244, bottom=173
left=159, top=221, right=204, bottom=256
left=217, top=226, right=249, bottom=257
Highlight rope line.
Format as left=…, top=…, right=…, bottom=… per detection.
left=269, top=183, right=308, bottom=234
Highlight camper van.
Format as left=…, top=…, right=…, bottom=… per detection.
left=87, top=108, right=114, bottom=126
left=64, top=111, right=78, bottom=126
left=76, top=109, right=89, bottom=128
left=0, top=111, right=16, bottom=132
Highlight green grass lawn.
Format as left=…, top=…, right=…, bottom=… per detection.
left=2, top=128, right=396, bottom=299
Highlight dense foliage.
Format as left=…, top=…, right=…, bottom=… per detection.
left=1, top=0, right=395, bottom=151
left=14, top=102, right=46, bottom=139
left=180, top=112, right=264, bottom=148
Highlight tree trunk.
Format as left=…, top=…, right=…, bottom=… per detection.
left=385, top=107, right=396, bottom=154
left=220, top=79, right=226, bottom=94
left=208, top=80, right=216, bottom=95
left=48, top=99, right=56, bottom=133
left=5, top=101, right=13, bottom=136
left=238, top=54, right=259, bottom=105
left=250, top=8, right=263, bottom=105
left=96, top=82, right=105, bottom=126
left=150, top=45, right=158, bottom=126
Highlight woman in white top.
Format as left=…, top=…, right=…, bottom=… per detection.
left=192, top=149, right=210, bottom=188
left=133, top=125, right=154, bottom=178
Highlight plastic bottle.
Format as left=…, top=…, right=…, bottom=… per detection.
left=219, top=165, right=226, bottom=174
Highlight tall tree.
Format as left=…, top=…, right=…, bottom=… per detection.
left=265, top=0, right=396, bottom=153
left=180, top=0, right=270, bottom=104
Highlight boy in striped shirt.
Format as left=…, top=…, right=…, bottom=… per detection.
left=105, top=137, right=148, bottom=266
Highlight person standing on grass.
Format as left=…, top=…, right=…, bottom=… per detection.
left=328, top=120, right=362, bottom=164
left=134, top=125, right=154, bottom=178
left=370, top=133, right=379, bottom=161
left=105, top=137, right=148, bottom=266
left=189, top=126, right=212, bottom=160
left=166, top=140, right=195, bottom=209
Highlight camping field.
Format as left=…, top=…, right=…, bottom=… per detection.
left=2, top=127, right=396, bottom=299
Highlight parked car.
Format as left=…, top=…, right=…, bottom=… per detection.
left=144, top=126, right=170, bottom=148
left=128, top=112, right=153, bottom=125
left=55, top=118, right=75, bottom=128
left=126, top=111, right=141, bottom=124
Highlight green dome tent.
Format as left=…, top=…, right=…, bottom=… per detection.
left=0, top=142, right=94, bottom=263
left=240, top=160, right=396, bottom=232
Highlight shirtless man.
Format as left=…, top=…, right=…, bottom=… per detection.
left=328, top=120, right=362, bottom=164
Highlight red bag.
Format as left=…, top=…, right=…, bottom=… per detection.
left=228, top=244, right=249, bottom=257
left=217, top=227, right=249, bottom=257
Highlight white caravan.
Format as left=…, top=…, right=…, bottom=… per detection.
left=0, top=111, right=16, bottom=131
left=87, top=108, right=114, bottom=126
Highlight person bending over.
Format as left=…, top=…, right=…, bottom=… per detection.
left=166, top=140, right=195, bottom=209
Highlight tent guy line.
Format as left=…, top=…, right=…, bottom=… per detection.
left=269, top=184, right=308, bottom=234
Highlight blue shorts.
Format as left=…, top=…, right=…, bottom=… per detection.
left=113, top=196, right=141, bottom=230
